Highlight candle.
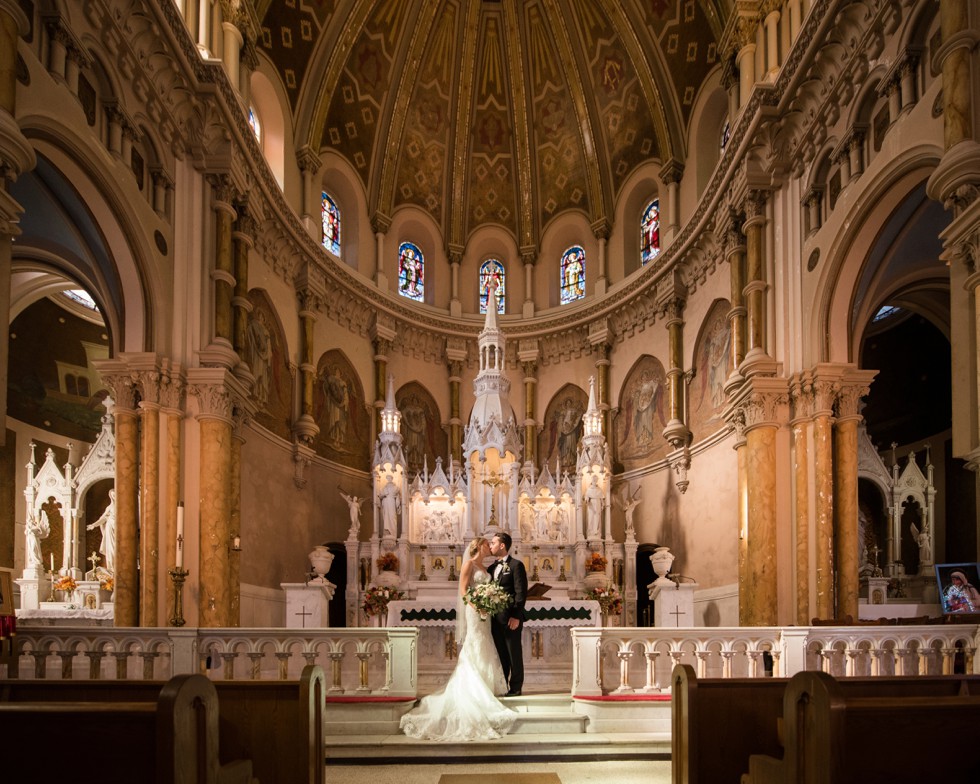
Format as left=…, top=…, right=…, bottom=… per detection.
left=50, top=552, right=55, bottom=572
left=176, top=503, right=185, bottom=568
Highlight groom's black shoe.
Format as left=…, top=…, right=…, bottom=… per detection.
left=505, top=690, right=522, bottom=697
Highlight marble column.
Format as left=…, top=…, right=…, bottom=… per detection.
left=592, top=220, right=609, bottom=294
left=731, top=413, right=749, bottom=624
left=192, top=378, right=235, bottom=628
left=230, top=414, right=245, bottom=627
left=812, top=375, right=838, bottom=621
left=165, top=407, right=182, bottom=622
left=595, top=343, right=611, bottom=442
left=522, top=361, right=538, bottom=468
left=663, top=299, right=688, bottom=446
left=221, top=21, right=243, bottom=92
left=790, top=376, right=812, bottom=626
left=742, top=192, right=769, bottom=369
left=939, top=0, right=973, bottom=152
left=834, top=374, right=875, bottom=620
left=139, top=399, right=161, bottom=626
left=114, top=402, right=140, bottom=627
left=447, top=342, right=465, bottom=466
left=522, top=249, right=536, bottom=318
left=725, top=219, right=747, bottom=391
left=296, top=146, right=322, bottom=236
left=210, top=177, right=237, bottom=346
left=372, top=334, right=391, bottom=436
left=735, top=380, right=787, bottom=626
left=231, top=208, right=253, bottom=362
left=372, top=213, right=390, bottom=290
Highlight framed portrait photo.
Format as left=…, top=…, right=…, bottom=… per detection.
left=0, top=568, right=14, bottom=616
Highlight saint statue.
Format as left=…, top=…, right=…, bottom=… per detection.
left=87, top=490, right=117, bottom=573
left=585, top=476, right=604, bottom=541
left=378, top=478, right=401, bottom=539
left=25, top=509, right=50, bottom=569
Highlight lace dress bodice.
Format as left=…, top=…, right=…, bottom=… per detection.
left=399, top=567, right=515, bottom=741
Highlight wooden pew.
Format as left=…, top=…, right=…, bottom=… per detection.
left=0, top=665, right=325, bottom=784
left=672, top=664, right=980, bottom=784
left=744, top=671, right=980, bottom=783
left=672, top=664, right=788, bottom=784
left=0, top=673, right=253, bottom=783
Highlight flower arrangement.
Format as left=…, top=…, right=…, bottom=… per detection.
left=100, top=576, right=114, bottom=592
left=585, top=583, right=623, bottom=616
left=585, top=552, right=607, bottom=572
left=53, top=575, right=77, bottom=593
left=362, top=585, right=404, bottom=617
left=464, top=581, right=513, bottom=620
left=376, top=552, right=399, bottom=572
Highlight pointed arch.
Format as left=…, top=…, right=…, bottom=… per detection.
left=538, top=383, right=588, bottom=477
left=244, top=290, right=293, bottom=441
left=614, top=355, right=668, bottom=470
left=689, top=300, right=732, bottom=443
left=314, top=349, right=371, bottom=470
left=395, top=381, right=447, bottom=476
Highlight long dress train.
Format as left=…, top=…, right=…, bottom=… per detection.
left=399, top=571, right=517, bottom=741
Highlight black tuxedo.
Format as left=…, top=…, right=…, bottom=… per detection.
left=489, top=554, right=528, bottom=694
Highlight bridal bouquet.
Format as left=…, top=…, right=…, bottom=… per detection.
left=464, top=581, right=512, bottom=620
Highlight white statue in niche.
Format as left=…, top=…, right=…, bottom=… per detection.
left=25, top=509, right=50, bottom=569
left=585, top=475, right=603, bottom=540
left=87, top=490, right=117, bottom=573
left=910, top=520, right=933, bottom=566
left=621, top=485, right=641, bottom=537
left=378, top=477, right=400, bottom=539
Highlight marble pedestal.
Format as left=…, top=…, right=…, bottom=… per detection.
left=650, top=580, right=698, bottom=627
left=282, top=581, right=336, bottom=629
left=15, top=577, right=50, bottom=610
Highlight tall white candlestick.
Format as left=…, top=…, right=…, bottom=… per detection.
left=176, top=503, right=185, bottom=569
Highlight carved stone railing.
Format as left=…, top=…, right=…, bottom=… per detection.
left=571, top=625, right=980, bottom=696
left=1, top=627, right=419, bottom=697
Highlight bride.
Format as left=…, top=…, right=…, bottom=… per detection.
left=399, top=537, right=518, bottom=741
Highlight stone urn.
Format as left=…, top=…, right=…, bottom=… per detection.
left=308, top=545, right=334, bottom=583
left=650, top=546, right=675, bottom=587
left=584, top=570, right=608, bottom=591
left=375, top=569, right=402, bottom=588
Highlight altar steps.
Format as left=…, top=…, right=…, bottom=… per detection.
left=325, top=693, right=672, bottom=763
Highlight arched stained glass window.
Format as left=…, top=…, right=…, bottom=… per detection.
left=559, top=246, right=586, bottom=305
left=720, top=119, right=731, bottom=154
left=479, top=259, right=505, bottom=314
left=321, top=192, right=341, bottom=257
left=641, top=199, right=661, bottom=266
left=398, top=241, right=425, bottom=302
left=247, top=105, right=261, bottom=143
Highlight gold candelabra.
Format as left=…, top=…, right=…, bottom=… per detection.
left=558, top=545, right=567, bottom=581
left=448, top=543, right=457, bottom=581
left=531, top=545, right=540, bottom=581
left=418, top=544, right=428, bottom=581
left=483, top=471, right=503, bottom=526
left=169, top=567, right=189, bottom=627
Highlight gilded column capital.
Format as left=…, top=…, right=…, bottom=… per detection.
left=189, top=382, right=233, bottom=423
left=725, top=209, right=746, bottom=256
left=44, top=14, right=90, bottom=68
left=743, top=190, right=768, bottom=228
left=519, top=245, right=537, bottom=267
left=789, top=375, right=815, bottom=423
left=835, top=370, right=877, bottom=422
left=296, top=145, right=322, bottom=175
left=730, top=376, right=789, bottom=433
left=590, top=217, right=611, bottom=242
left=207, top=174, right=238, bottom=217
left=96, top=371, right=140, bottom=413
left=158, top=365, right=186, bottom=413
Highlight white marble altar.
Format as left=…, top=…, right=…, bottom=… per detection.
left=650, top=581, right=698, bottom=627
left=282, top=582, right=336, bottom=628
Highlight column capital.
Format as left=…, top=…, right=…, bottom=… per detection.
left=296, top=144, right=322, bottom=175
left=659, top=158, right=684, bottom=186
left=371, top=211, right=392, bottom=235
left=835, top=369, right=877, bottom=421
left=371, top=312, right=397, bottom=346
left=446, top=335, right=468, bottom=365
left=517, top=338, right=539, bottom=364
left=729, top=376, right=789, bottom=433
left=187, top=367, right=252, bottom=425
left=0, top=1, right=31, bottom=36
left=590, top=217, right=611, bottom=241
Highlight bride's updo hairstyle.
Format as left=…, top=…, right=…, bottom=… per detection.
left=467, top=538, right=486, bottom=558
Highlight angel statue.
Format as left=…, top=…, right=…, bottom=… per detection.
left=340, top=490, right=364, bottom=539
left=910, top=521, right=933, bottom=567
left=619, top=484, right=642, bottom=537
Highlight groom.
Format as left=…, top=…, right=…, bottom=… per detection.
left=488, top=532, right=528, bottom=696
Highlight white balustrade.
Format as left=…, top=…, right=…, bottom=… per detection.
left=2, top=627, right=419, bottom=697
left=7, top=624, right=977, bottom=698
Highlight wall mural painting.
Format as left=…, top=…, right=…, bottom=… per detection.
left=395, top=382, right=447, bottom=477
left=538, top=384, right=588, bottom=478
left=313, top=350, right=370, bottom=471
left=8, top=297, right=109, bottom=442
left=615, top=356, right=668, bottom=470
left=244, top=292, right=292, bottom=440
left=688, top=301, right=732, bottom=443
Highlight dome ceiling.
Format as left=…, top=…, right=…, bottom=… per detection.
left=258, top=0, right=727, bottom=250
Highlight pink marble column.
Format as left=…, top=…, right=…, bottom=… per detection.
left=139, top=401, right=161, bottom=626
left=812, top=408, right=835, bottom=620
left=210, top=177, right=236, bottom=346
left=726, top=223, right=747, bottom=390
left=733, top=417, right=749, bottom=625
left=165, top=409, right=182, bottom=620
left=199, top=416, right=232, bottom=627
left=790, top=376, right=813, bottom=626
left=745, top=423, right=778, bottom=626
left=743, top=193, right=767, bottom=365
left=114, top=407, right=140, bottom=627
left=230, top=420, right=243, bottom=627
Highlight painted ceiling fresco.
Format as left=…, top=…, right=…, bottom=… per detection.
left=258, top=0, right=724, bottom=247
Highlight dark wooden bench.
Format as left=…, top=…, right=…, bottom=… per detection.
left=0, top=673, right=253, bottom=783
left=744, top=670, right=980, bottom=783
left=0, top=664, right=325, bottom=784
left=672, top=664, right=980, bottom=784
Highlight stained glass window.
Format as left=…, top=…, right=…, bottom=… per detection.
left=720, top=119, right=731, bottom=153
left=321, top=192, right=341, bottom=256
left=559, top=246, right=586, bottom=304
left=247, top=106, right=261, bottom=143
left=479, top=259, right=505, bottom=314
left=641, top=199, right=661, bottom=266
left=398, top=241, right=424, bottom=302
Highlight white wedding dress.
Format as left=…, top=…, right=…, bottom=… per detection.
left=399, top=570, right=517, bottom=741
